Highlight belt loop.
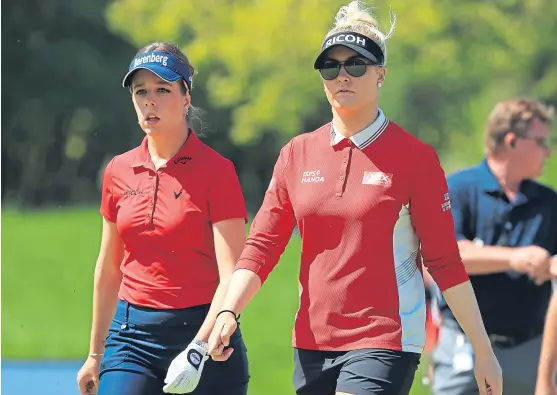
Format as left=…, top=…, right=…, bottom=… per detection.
left=120, top=301, right=130, bottom=330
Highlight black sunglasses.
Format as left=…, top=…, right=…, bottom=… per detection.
left=318, top=58, right=376, bottom=80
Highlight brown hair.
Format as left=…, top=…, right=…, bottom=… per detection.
left=134, top=41, right=204, bottom=131
left=135, top=41, right=195, bottom=95
left=485, top=97, right=554, bottom=153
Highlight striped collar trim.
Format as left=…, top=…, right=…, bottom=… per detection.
left=330, top=109, right=389, bottom=149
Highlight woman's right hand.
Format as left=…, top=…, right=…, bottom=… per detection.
left=77, top=356, right=102, bottom=394
left=208, top=311, right=238, bottom=362
left=473, top=347, right=503, bottom=395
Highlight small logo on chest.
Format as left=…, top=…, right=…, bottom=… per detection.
left=301, top=170, right=324, bottom=183
left=174, top=156, right=192, bottom=165
left=362, top=171, right=392, bottom=186
left=123, top=188, right=143, bottom=196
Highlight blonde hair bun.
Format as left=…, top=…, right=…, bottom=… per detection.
left=327, top=1, right=396, bottom=65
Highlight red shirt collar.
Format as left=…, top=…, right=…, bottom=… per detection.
left=131, top=130, right=201, bottom=169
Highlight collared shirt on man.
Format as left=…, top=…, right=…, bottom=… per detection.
left=439, top=159, right=557, bottom=336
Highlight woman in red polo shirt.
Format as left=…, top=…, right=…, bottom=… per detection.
left=76, top=42, right=249, bottom=395
left=207, top=2, right=502, bottom=395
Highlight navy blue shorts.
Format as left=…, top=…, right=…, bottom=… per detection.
left=98, top=300, right=249, bottom=395
left=293, top=348, right=420, bottom=395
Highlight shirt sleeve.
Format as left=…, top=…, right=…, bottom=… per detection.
left=99, top=158, right=117, bottom=223
left=409, top=145, right=470, bottom=292
left=208, top=159, right=248, bottom=224
left=235, top=140, right=297, bottom=284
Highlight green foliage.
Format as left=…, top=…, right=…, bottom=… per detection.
left=2, top=0, right=139, bottom=206
left=107, top=0, right=340, bottom=144
left=107, top=0, right=557, bottom=188
left=3, top=0, right=556, bottom=210
left=2, top=3, right=554, bottom=393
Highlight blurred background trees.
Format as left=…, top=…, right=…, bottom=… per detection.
left=2, top=2, right=556, bottom=394
left=3, top=0, right=557, bottom=213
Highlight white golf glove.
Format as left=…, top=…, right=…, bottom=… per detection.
left=163, top=340, right=209, bottom=394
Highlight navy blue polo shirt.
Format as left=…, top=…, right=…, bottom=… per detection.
left=438, top=159, right=557, bottom=336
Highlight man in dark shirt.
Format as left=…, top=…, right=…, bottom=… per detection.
left=431, top=97, right=557, bottom=395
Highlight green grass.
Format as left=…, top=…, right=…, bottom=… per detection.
left=2, top=208, right=431, bottom=395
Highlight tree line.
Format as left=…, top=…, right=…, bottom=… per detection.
left=3, top=0, right=556, bottom=211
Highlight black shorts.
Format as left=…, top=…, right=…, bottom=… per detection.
left=293, top=348, right=420, bottom=395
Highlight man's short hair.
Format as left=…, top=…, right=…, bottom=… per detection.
left=484, top=98, right=554, bottom=154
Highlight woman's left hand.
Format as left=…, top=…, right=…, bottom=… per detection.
left=163, top=340, right=208, bottom=394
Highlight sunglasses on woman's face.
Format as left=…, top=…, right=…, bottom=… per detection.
left=319, top=57, right=376, bottom=80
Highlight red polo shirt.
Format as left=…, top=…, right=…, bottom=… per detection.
left=100, top=131, right=247, bottom=309
left=237, top=110, right=469, bottom=352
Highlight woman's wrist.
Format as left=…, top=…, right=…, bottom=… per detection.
left=89, top=340, right=106, bottom=357
left=216, top=309, right=239, bottom=321
left=467, top=332, right=492, bottom=355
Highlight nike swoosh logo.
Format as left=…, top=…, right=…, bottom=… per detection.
left=174, top=190, right=183, bottom=199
